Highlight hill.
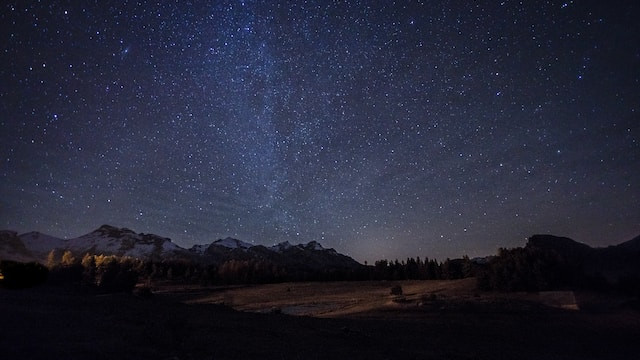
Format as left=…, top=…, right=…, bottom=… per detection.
left=478, top=234, right=640, bottom=292
left=526, top=234, right=640, bottom=280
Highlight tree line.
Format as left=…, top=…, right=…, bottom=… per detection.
left=368, top=256, right=475, bottom=281
left=476, top=245, right=640, bottom=296
left=0, top=250, right=479, bottom=291
left=9, top=245, right=635, bottom=296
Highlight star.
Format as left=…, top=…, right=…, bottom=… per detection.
left=0, top=0, right=638, bottom=263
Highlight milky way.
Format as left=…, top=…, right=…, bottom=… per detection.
left=1, top=1, right=639, bottom=262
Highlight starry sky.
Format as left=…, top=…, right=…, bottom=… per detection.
left=1, top=1, right=639, bottom=262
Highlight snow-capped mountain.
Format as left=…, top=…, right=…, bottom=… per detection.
left=188, top=237, right=254, bottom=257
left=0, top=225, right=363, bottom=272
left=0, top=230, right=37, bottom=263
left=0, top=225, right=189, bottom=262
left=185, top=235, right=360, bottom=271
left=270, top=241, right=293, bottom=253
left=303, top=241, right=326, bottom=251
left=189, top=244, right=208, bottom=255
left=270, top=240, right=328, bottom=253
left=211, top=237, right=253, bottom=250
left=19, top=231, right=66, bottom=256
left=62, top=225, right=187, bottom=259
left=0, top=230, right=67, bottom=263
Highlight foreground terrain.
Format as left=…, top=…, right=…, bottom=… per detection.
left=2, top=280, right=639, bottom=359
left=183, top=278, right=585, bottom=316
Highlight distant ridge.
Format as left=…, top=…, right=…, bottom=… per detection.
left=525, top=233, right=640, bottom=256
left=527, top=234, right=593, bottom=254
left=524, top=234, right=640, bottom=281
left=614, top=234, right=640, bottom=252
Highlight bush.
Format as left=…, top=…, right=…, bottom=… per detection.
left=618, top=275, right=640, bottom=297
left=476, top=246, right=575, bottom=292
left=134, top=286, right=153, bottom=298
left=0, top=261, right=48, bottom=288
left=97, top=259, right=138, bottom=293
left=48, top=263, right=84, bottom=285
left=390, top=285, right=403, bottom=295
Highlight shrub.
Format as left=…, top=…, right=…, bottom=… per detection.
left=390, top=285, right=403, bottom=295
left=0, top=260, right=48, bottom=288
left=134, top=286, right=153, bottom=298
left=97, top=259, right=138, bottom=293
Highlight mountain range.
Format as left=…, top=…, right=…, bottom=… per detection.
left=0, top=224, right=362, bottom=272
left=2, top=225, right=639, bottom=278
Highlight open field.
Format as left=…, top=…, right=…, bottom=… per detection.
left=2, top=280, right=640, bottom=359
left=184, top=278, right=511, bottom=316
left=175, top=278, right=624, bottom=316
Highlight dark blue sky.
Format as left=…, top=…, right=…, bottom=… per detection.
left=1, top=0, right=639, bottom=262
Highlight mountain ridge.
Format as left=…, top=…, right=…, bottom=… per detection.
left=0, top=224, right=363, bottom=272
left=2, top=227, right=638, bottom=275
left=523, top=233, right=640, bottom=283
left=525, top=233, right=640, bottom=257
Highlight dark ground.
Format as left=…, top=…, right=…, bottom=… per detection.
left=1, top=284, right=639, bottom=360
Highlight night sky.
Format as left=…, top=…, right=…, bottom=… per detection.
left=1, top=1, right=639, bottom=262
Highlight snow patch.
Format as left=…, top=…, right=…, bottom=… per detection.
left=161, top=239, right=181, bottom=253
left=123, top=243, right=154, bottom=258
left=7, top=225, right=338, bottom=262
left=271, top=241, right=292, bottom=253
left=305, top=241, right=325, bottom=251
left=189, top=244, right=208, bottom=254
left=61, top=226, right=180, bottom=259
left=212, top=237, right=253, bottom=250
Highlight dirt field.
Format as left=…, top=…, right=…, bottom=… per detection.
left=2, top=280, right=639, bottom=359
left=184, top=278, right=497, bottom=315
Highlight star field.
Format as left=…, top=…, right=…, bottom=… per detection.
left=1, top=1, right=639, bottom=262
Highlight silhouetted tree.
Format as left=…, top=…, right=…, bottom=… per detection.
left=81, top=253, right=97, bottom=286
left=0, top=261, right=48, bottom=288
